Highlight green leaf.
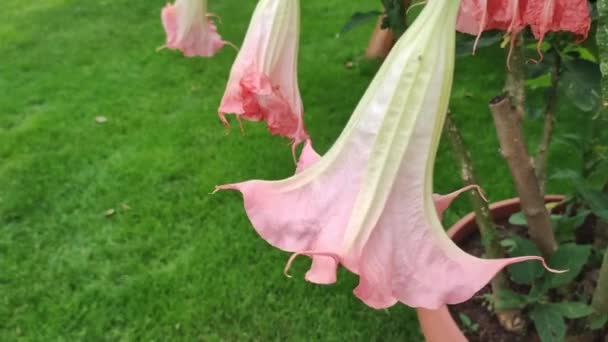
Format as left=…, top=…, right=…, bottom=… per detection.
left=546, top=302, right=593, bottom=319
left=553, top=133, right=585, bottom=151
left=339, top=10, right=382, bottom=34
left=456, top=32, right=502, bottom=57
left=575, top=185, right=608, bottom=222
left=506, top=236, right=544, bottom=285
left=554, top=212, right=590, bottom=243
left=525, top=74, right=551, bottom=89
left=494, top=288, right=530, bottom=310
left=546, top=243, right=592, bottom=288
left=525, top=53, right=554, bottom=79
left=508, top=212, right=527, bottom=226
left=529, top=280, right=551, bottom=300
left=458, top=313, right=472, bottom=327
left=587, top=159, right=608, bottom=189
left=560, top=58, right=601, bottom=112
left=380, top=0, right=406, bottom=38
left=530, top=305, right=566, bottom=342
left=588, top=313, right=608, bottom=330
left=500, top=238, right=517, bottom=251
left=550, top=169, right=583, bottom=183
left=562, top=43, right=598, bottom=63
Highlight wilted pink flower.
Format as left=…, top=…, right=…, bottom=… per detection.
left=457, top=0, right=590, bottom=57
left=218, top=0, right=308, bottom=148
left=457, top=0, right=525, bottom=38
left=160, top=0, right=225, bottom=57
left=524, top=0, right=591, bottom=48
left=217, top=0, right=559, bottom=309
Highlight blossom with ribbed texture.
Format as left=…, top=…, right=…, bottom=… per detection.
left=218, top=0, right=308, bottom=148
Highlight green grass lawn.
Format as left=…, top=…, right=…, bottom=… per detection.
left=0, top=0, right=590, bottom=340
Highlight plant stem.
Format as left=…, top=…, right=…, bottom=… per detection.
left=535, top=53, right=561, bottom=195
left=493, top=35, right=558, bottom=258
left=489, top=96, right=557, bottom=257
left=503, top=35, right=526, bottom=119
left=592, top=247, right=608, bottom=314
left=591, top=0, right=608, bottom=315
left=444, top=112, right=526, bottom=332
left=444, top=112, right=504, bottom=260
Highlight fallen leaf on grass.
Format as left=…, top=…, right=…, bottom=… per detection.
left=95, top=116, right=108, bottom=123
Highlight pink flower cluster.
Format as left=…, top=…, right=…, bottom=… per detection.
left=457, top=0, right=591, bottom=56
left=158, top=0, right=588, bottom=310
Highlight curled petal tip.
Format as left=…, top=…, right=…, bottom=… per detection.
left=283, top=253, right=299, bottom=278
left=214, top=184, right=237, bottom=193
left=471, top=185, right=489, bottom=203
left=283, top=251, right=340, bottom=280
left=223, top=40, right=239, bottom=52
left=236, top=116, right=245, bottom=135
left=540, top=259, right=568, bottom=274
left=206, top=13, right=222, bottom=24
left=517, top=256, right=568, bottom=274
left=218, top=112, right=229, bottom=126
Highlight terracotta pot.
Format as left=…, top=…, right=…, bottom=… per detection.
left=416, top=195, right=565, bottom=342
left=364, top=16, right=394, bottom=60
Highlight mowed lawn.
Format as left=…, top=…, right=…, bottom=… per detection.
left=0, top=0, right=586, bottom=340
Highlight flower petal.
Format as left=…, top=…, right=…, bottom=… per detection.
left=219, top=0, right=308, bottom=146
left=524, top=0, right=591, bottom=43
left=161, top=0, right=224, bottom=57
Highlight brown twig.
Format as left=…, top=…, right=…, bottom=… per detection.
left=444, top=112, right=526, bottom=333
left=489, top=96, right=557, bottom=257
left=444, top=113, right=504, bottom=259
left=591, top=0, right=608, bottom=314
left=503, top=34, right=526, bottom=119
left=535, top=54, right=561, bottom=195
left=592, top=244, right=608, bottom=314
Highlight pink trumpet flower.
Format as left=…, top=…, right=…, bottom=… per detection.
left=217, top=0, right=560, bottom=309
left=457, top=0, right=590, bottom=57
left=160, top=0, right=226, bottom=57
left=218, top=0, right=308, bottom=149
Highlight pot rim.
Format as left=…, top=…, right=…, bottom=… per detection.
left=417, top=195, right=565, bottom=342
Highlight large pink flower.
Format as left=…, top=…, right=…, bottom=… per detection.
left=457, top=0, right=591, bottom=54
left=218, top=0, right=308, bottom=148
left=217, top=0, right=558, bottom=309
left=160, top=0, right=225, bottom=57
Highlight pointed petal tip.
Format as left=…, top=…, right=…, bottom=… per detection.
left=283, top=251, right=341, bottom=282
left=304, top=255, right=339, bottom=285
left=213, top=184, right=238, bottom=193
left=508, top=255, right=567, bottom=274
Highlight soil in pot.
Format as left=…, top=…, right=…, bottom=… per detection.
left=448, top=216, right=607, bottom=342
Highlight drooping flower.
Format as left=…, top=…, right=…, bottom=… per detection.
left=524, top=0, right=591, bottom=47
left=218, top=0, right=308, bottom=149
left=160, top=0, right=225, bottom=57
left=457, top=0, right=591, bottom=57
left=456, top=0, right=526, bottom=39
left=217, top=0, right=559, bottom=309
